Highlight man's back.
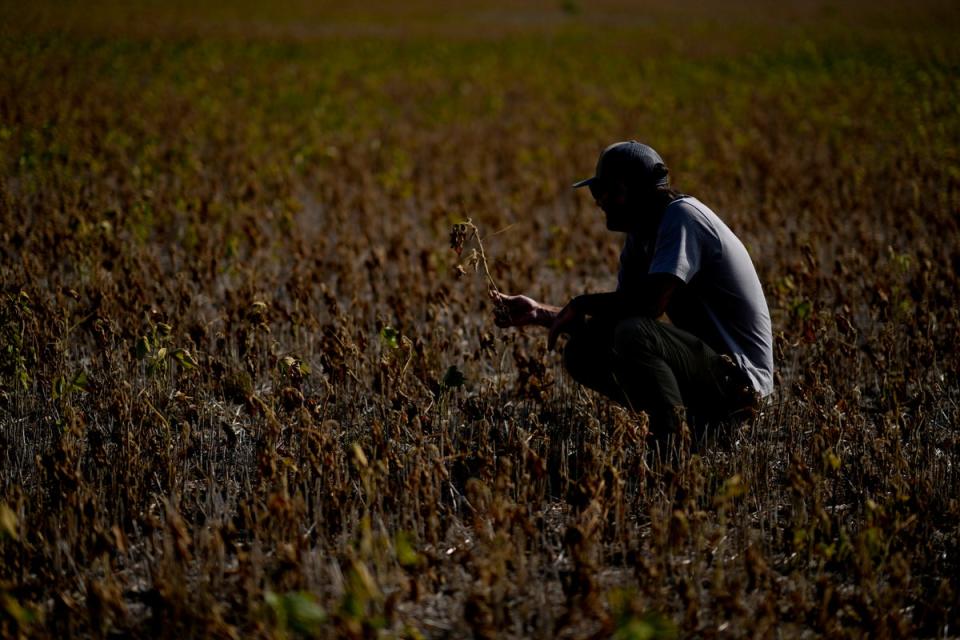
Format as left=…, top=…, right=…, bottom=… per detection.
left=618, top=196, right=774, bottom=395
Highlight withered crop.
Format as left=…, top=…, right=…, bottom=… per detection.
left=1, top=1, right=959, bottom=638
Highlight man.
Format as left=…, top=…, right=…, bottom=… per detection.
left=493, top=141, right=774, bottom=444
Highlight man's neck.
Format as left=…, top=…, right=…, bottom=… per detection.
left=630, top=205, right=667, bottom=240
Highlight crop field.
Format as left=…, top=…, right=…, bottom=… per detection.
left=1, top=1, right=959, bottom=637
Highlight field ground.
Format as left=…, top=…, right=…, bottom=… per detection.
left=1, top=1, right=960, bottom=637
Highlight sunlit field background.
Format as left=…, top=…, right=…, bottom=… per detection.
left=2, top=1, right=959, bottom=637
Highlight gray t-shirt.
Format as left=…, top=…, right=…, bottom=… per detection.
left=617, top=196, right=774, bottom=396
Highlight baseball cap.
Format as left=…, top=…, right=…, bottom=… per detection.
left=573, top=141, right=669, bottom=191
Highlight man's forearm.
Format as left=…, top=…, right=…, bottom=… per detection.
left=572, top=275, right=679, bottom=320
left=571, top=291, right=650, bottom=319
left=533, top=302, right=562, bottom=327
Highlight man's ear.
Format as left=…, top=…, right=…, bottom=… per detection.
left=621, top=179, right=644, bottom=205
left=613, top=178, right=629, bottom=200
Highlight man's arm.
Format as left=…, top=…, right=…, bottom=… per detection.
left=571, top=273, right=681, bottom=320
left=491, top=292, right=563, bottom=328
left=493, top=274, right=681, bottom=350
left=547, top=273, right=682, bottom=350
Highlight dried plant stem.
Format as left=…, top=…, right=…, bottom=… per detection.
left=464, top=220, right=501, bottom=298
left=451, top=219, right=508, bottom=320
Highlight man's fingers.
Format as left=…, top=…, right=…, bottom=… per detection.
left=548, top=304, right=580, bottom=350
left=491, top=292, right=541, bottom=329
left=492, top=294, right=515, bottom=328
left=548, top=311, right=566, bottom=350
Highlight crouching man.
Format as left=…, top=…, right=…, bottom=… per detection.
left=494, top=141, right=774, bottom=448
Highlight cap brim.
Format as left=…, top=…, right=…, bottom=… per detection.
left=572, top=176, right=596, bottom=189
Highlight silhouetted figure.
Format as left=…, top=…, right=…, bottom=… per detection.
left=495, top=141, right=773, bottom=453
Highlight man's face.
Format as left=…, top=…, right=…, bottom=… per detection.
left=590, top=179, right=633, bottom=232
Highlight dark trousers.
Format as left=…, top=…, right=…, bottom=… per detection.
left=563, top=316, right=748, bottom=437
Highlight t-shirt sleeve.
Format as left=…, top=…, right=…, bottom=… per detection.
left=648, top=206, right=703, bottom=283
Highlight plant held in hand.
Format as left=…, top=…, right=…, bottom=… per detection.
left=450, top=219, right=510, bottom=326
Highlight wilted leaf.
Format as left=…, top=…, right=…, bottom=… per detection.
left=824, top=450, right=841, bottom=471
left=350, top=558, right=382, bottom=600
left=1, top=593, right=35, bottom=626
left=449, top=222, right=469, bottom=255
left=352, top=443, right=368, bottom=468
left=442, top=365, right=465, bottom=390
left=0, top=503, right=18, bottom=541
left=714, top=473, right=746, bottom=507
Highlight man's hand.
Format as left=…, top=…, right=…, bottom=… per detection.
left=491, top=292, right=541, bottom=328
left=491, top=292, right=583, bottom=349
left=491, top=292, right=563, bottom=329
left=547, top=301, right=583, bottom=351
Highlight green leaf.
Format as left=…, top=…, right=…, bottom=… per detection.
left=792, top=299, right=812, bottom=321
left=395, top=531, right=421, bottom=568
left=52, top=372, right=87, bottom=399
left=266, top=590, right=326, bottom=635
left=380, top=326, right=400, bottom=349
left=613, top=619, right=656, bottom=640
left=71, top=371, right=88, bottom=393
left=280, top=355, right=310, bottom=376
left=172, top=348, right=198, bottom=369
left=17, top=290, right=32, bottom=314
left=135, top=335, right=152, bottom=360
left=283, top=592, right=326, bottom=634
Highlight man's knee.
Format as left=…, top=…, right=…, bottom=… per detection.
left=613, top=316, right=662, bottom=357
left=562, top=333, right=593, bottom=384
left=562, top=330, right=626, bottom=404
